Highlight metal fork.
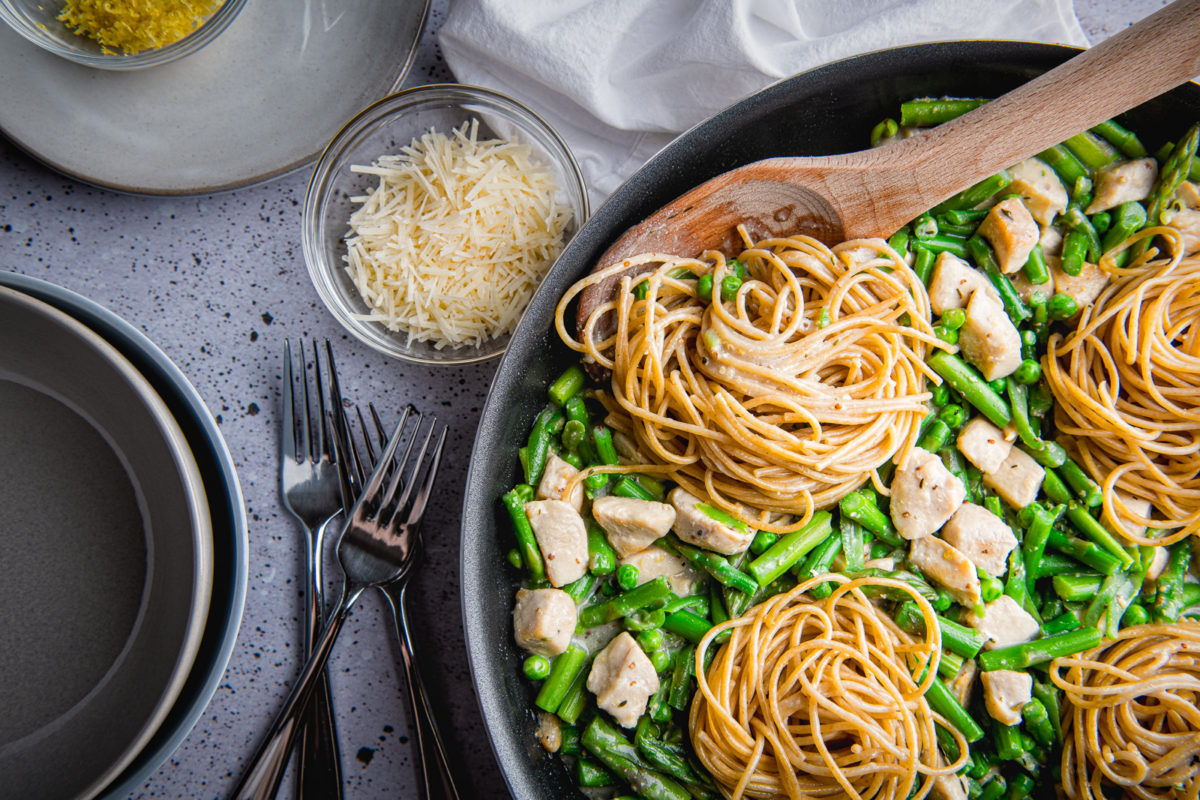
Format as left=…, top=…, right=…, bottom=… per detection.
left=343, top=405, right=462, bottom=800
left=280, top=340, right=342, bottom=799
left=233, top=409, right=447, bottom=800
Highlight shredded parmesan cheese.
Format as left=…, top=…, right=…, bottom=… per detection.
left=343, top=120, right=573, bottom=349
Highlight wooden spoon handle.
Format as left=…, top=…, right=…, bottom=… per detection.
left=852, top=0, right=1200, bottom=234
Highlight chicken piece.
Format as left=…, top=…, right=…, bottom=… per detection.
left=1009, top=269, right=1054, bottom=305
left=1049, top=259, right=1109, bottom=313
left=932, top=772, right=970, bottom=800
left=1111, top=490, right=1153, bottom=541
left=618, top=545, right=702, bottom=597
left=513, top=588, right=577, bottom=656
left=928, top=252, right=995, bottom=315
left=536, top=710, right=562, bottom=753
left=950, top=658, right=978, bottom=709
left=909, top=536, right=982, bottom=607
left=1146, top=546, right=1171, bottom=583
left=890, top=447, right=966, bottom=540
left=978, top=197, right=1040, bottom=274
left=1177, top=181, right=1200, bottom=209
left=983, top=447, right=1044, bottom=510
left=966, top=595, right=1040, bottom=650
left=1007, top=158, right=1069, bottom=226
left=525, top=499, right=588, bottom=587
left=536, top=451, right=584, bottom=511
left=959, top=289, right=1022, bottom=381
left=587, top=631, right=659, bottom=728
left=957, top=417, right=1016, bottom=475
left=941, top=503, right=1019, bottom=578
left=1166, top=208, right=1200, bottom=256
left=669, top=488, right=754, bottom=555
left=981, top=669, right=1033, bottom=726
left=1040, top=224, right=1065, bottom=257
left=591, top=496, right=676, bottom=558
left=1086, top=158, right=1158, bottom=214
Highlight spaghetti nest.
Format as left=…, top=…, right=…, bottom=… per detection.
left=555, top=235, right=939, bottom=533
left=688, top=575, right=965, bottom=800
left=1052, top=622, right=1200, bottom=800
left=1044, top=228, right=1200, bottom=545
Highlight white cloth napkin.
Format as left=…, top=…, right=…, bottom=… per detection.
left=440, top=0, right=1089, bottom=208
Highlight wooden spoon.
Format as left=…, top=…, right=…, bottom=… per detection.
left=578, top=0, right=1200, bottom=328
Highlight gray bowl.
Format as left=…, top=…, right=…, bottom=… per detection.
left=460, top=40, right=1200, bottom=798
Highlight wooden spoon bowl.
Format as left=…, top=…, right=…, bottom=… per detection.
left=578, top=0, right=1200, bottom=332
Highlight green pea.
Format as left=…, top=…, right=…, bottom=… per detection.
left=938, top=404, right=965, bottom=429
left=940, top=307, right=967, bottom=330
left=720, top=274, right=743, bottom=302
left=624, top=607, right=665, bottom=632
left=988, top=378, right=1006, bottom=396
left=934, top=589, right=953, bottom=612
left=648, top=647, right=671, bottom=672
left=1091, top=210, right=1112, bottom=234
left=1013, top=358, right=1042, bottom=385
left=1047, top=292, right=1079, bottom=320
left=981, top=575, right=1003, bottom=603
left=934, top=325, right=959, bottom=345
left=523, top=654, right=551, bottom=681
left=750, top=530, right=778, bottom=555
left=726, top=258, right=746, bottom=279
left=562, top=419, right=586, bottom=451
left=507, top=548, right=523, bottom=570
left=696, top=273, right=714, bottom=301
left=616, top=564, right=639, bottom=591
left=931, top=382, right=950, bottom=407
left=1123, top=602, right=1150, bottom=627
left=636, top=629, right=664, bottom=652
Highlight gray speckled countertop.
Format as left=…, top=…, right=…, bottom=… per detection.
left=0, top=1, right=1162, bottom=798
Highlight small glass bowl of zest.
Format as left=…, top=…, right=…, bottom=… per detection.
left=303, top=84, right=589, bottom=366
left=0, top=0, right=246, bottom=70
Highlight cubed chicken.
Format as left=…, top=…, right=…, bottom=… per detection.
left=536, top=451, right=584, bottom=511
left=591, top=496, right=676, bottom=558
left=1050, top=259, right=1109, bottom=312
left=932, top=772, right=970, bottom=800
left=1007, top=158, right=1069, bottom=226
left=1040, top=224, right=1065, bottom=257
left=983, top=447, right=1044, bottom=510
left=957, top=416, right=1016, bottom=474
left=959, top=289, right=1022, bottom=381
left=1086, top=158, right=1158, bottom=214
left=981, top=669, right=1033, bottom=726
left=1166, top=208, right=1200, bottom=256
left=669, top=488, right=754, bottom=555
left=513, top=588, right=577, bottom=656
left=1009, top=269, right=1053, bottom=305
left=587, top=631, right=659, bottom=728
left=525, top=499, right=588, bottom=587
left=1112, top=490, right=1154, bottom=541
left=536, top=711, right=562, bottom=753
left=966, top=595, right=1040, bottom=650
left=890, top=447, right=967, bottom=540
left=978, top=197, right=1039, bottom=274
left=941, top=503, right=1019, bottom=578
left=1146, top=546, right=1171, bottom=583
left=928, top=252, right=995, bottom=315
left=950, top=658, right=978, bottom=709
left=909, top=536, right=982, bottom=607
left=618, top=545, right=702, bottom=597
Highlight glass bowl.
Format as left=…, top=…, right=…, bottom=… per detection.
left=0, top=0, right=245, bottom=70
left=302, top=84, right=589, bottom=366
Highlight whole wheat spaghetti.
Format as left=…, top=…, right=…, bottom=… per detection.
left=555, top=234, right=942, bottom=533
left=688, top=575, right=965, bottom=800
left=1044, top=227, right=1200, bottom=544
left=1052, top=622, right=1200, bottom=800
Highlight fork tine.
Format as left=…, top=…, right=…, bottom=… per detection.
left=356, top=406, right=377, bottom=469
left=298, top=339, right=314, bottom=461
left=386, top=417, right=432, bottom=519
left=358, top=415, right=412, bottom=509
left=331, top=408, right=356, bottom=510
left=378, top=412, right=423, bottom=514
left=282, top=340, right=299, bottom=461
left=400, top=423, right=446, bottom=529
left=312, top=339, right=331, bottom=461
left=369, top=403, right=391, bottom=452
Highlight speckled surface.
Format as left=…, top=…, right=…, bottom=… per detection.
left=0, top=1, right=1164, bottom=798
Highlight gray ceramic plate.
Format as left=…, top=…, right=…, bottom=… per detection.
left=0, top=286, right=212, bottom=800
left=0, top=0, right=428, bottom=194
left=460, top=41, right=1200, bottom=799
left=0, top=270, right=249, bottom=800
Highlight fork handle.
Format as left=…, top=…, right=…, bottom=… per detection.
left=231, top=585, right=364, bottom=800
left=382, top=582, right=463, bottom=800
